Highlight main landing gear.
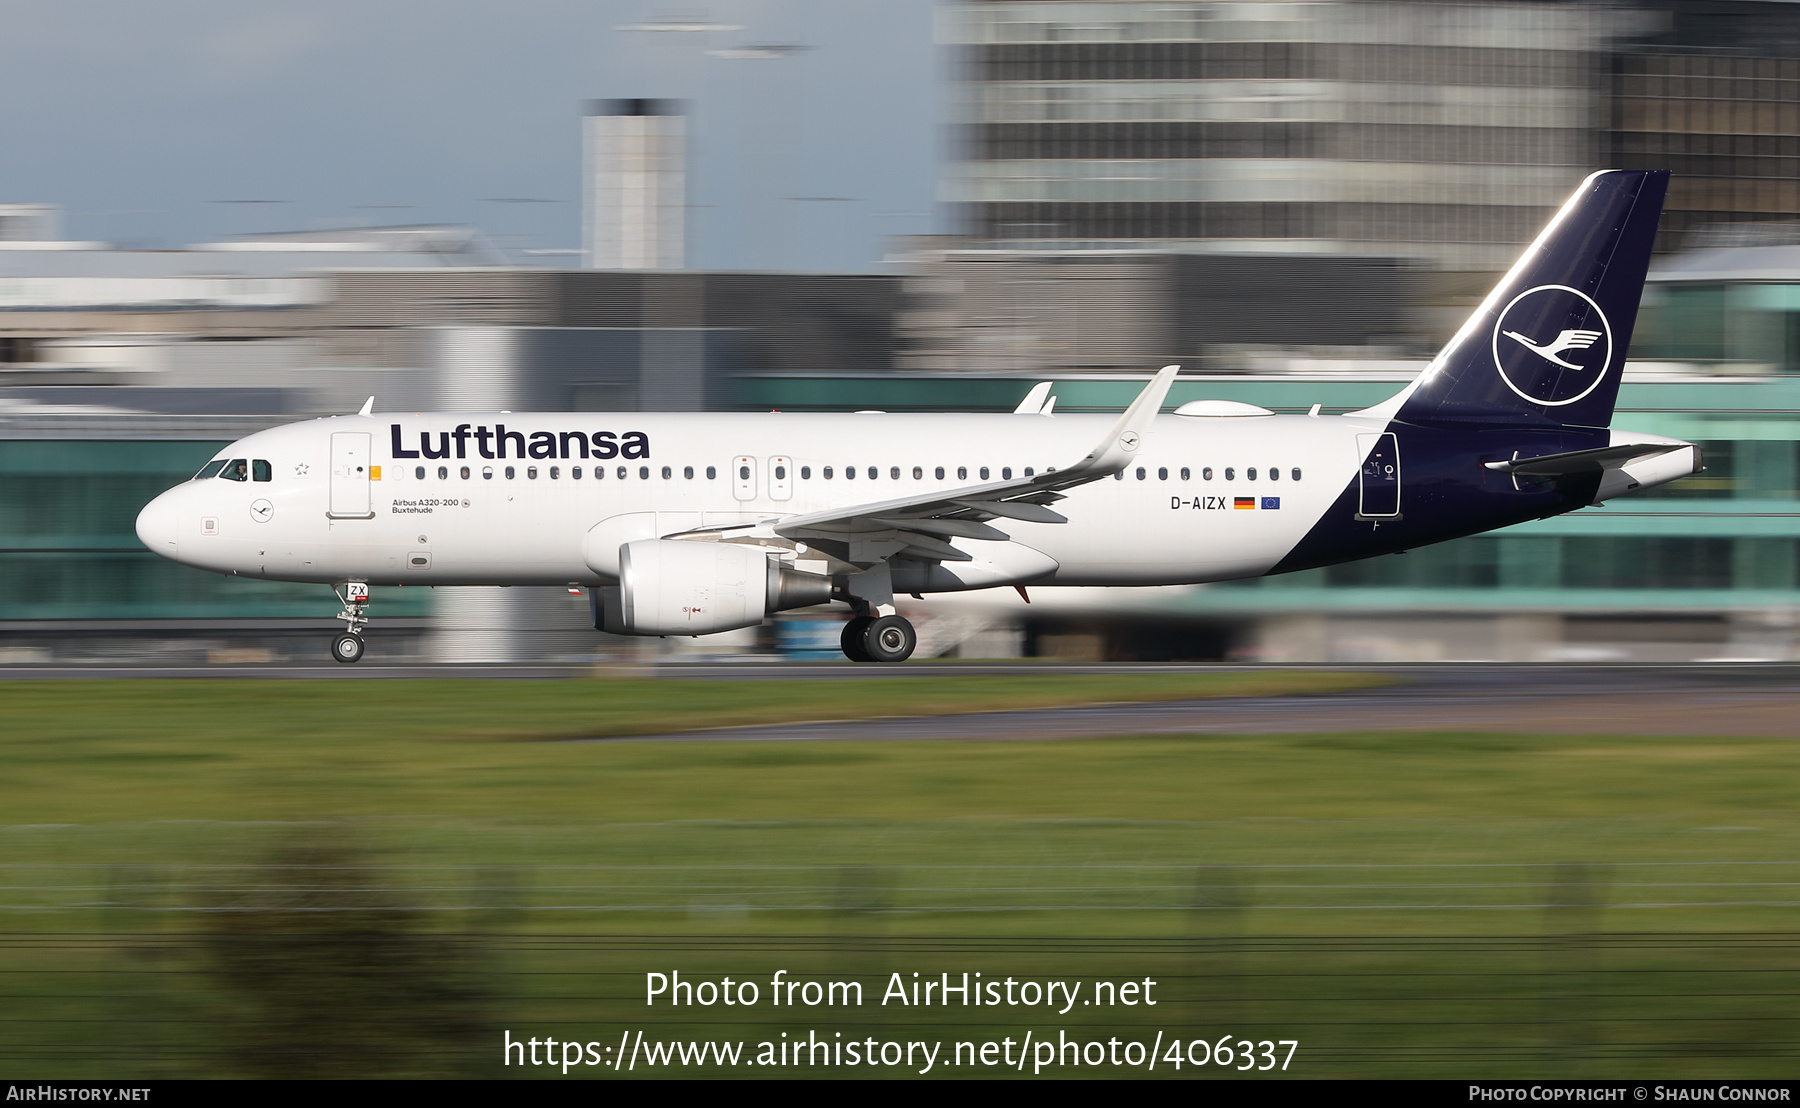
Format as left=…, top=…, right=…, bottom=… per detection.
left=330, top=582, right=370, bottom=664
left=840, top=613, right=916, bottom=664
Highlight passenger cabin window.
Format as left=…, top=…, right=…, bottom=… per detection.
left=527, top=466, right=538, bottom=479
left=1002, top=467, right=1012, bottom=480
left=801, top=466, right=812, bottom=480
left=220, top=459, right=249, bottom=482
left=706, top=466, right=716, bottom=480
left=461, top=466, right=471, bottom=479
left=252, top=460, right=272, bottom=482
left=957, top=467, right=967, bottom=480
left=1180, top=467, right=1190, bottom=480
left=979, top=467, right=989, bottom=480
left=438, top=466, right=449, bottom=480
left=1291, top=468, right=1302, bottom=481
left=1268, top=466, right=1278, bottom=482
left=823, top=466, right=834, bottom=479
left=573, top=466, right=583, bottom=479
left=415, top=466, right=426, bottom=480
left=1203, top=467, right=1213, bottom=480
left=1248, top=468, right=1258, bottom=481
left=662, top=466, right=672, bottom=479
left=935, top=466, right=945, bottom=480
left=685, top=466, right=695, bottom=479
left=1224, top=468, right=1235, bottom=480
left=195, top=460, right=228, bottom=480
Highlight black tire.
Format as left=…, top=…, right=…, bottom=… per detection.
left=840, top=617, right=874, bottom=662
left=862, top=615, right=917, bottom=664
left=331, top=633, right=365, bottom=664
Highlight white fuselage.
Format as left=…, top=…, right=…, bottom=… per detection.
left=135, top=410, right=1381, bottom=589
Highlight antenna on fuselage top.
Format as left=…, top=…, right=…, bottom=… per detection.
left=357, top=397, right=374, bottom=417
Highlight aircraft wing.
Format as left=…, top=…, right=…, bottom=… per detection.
left=768, top=365, right=1179, bottom=567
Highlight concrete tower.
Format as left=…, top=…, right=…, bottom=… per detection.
left=583, top=98, right=687, bottom=270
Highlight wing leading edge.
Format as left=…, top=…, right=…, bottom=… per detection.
left=763, top=365, right=1181, bottom=569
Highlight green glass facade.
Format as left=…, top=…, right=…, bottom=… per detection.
left=1636, top=283, right=1800, bottom=371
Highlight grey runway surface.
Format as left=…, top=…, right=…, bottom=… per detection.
left=592, top=664, right=1800, bottom=742
left=3, top=661, right=1797, bottom=740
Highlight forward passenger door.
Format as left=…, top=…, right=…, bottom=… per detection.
left=329, top=432, right=374, bottom=519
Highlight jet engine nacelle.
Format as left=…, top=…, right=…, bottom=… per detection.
left=596, top=539, right=831, bottom=636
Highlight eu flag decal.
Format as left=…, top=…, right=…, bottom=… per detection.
left=1233, top=497, right=1256, bottom=510
left=1262, top=496, right=1280, bottom=510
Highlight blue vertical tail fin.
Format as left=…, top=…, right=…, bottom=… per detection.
left=1375, top=169, right=1668, bottom=429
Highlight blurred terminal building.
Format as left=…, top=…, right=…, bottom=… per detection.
left=9, top=0, right=1800, bottom=664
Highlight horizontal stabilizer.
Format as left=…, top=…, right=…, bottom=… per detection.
left=1484, top=442, right=1682, bottom=477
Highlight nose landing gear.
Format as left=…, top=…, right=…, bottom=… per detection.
left=332, top=632, right=365, bottom=664
left=330, top=582, right=369, bottom=664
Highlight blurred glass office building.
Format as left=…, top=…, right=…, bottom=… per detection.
left=946, top=0, right=1615, bottom=270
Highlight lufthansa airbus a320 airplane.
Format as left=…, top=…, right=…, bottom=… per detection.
left=137, top=170, right=1697, bottom=664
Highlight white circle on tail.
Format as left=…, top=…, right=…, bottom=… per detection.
left=1490, top=284, right=1613, bottom=408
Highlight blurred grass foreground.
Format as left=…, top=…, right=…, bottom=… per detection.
left=3, top=671, right=1800, bottom=1078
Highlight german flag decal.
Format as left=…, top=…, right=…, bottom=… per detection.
left=1234, top=497, right=1256, bottom=510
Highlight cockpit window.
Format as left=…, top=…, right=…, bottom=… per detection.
left=219, top=459, right=250, bottom=482
left=252, top=459, right=272, bottom=482
left=194, top=460, right=228, bottom=480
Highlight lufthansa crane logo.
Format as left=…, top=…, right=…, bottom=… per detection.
left=1490, top=284, right=1613, bottom=407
